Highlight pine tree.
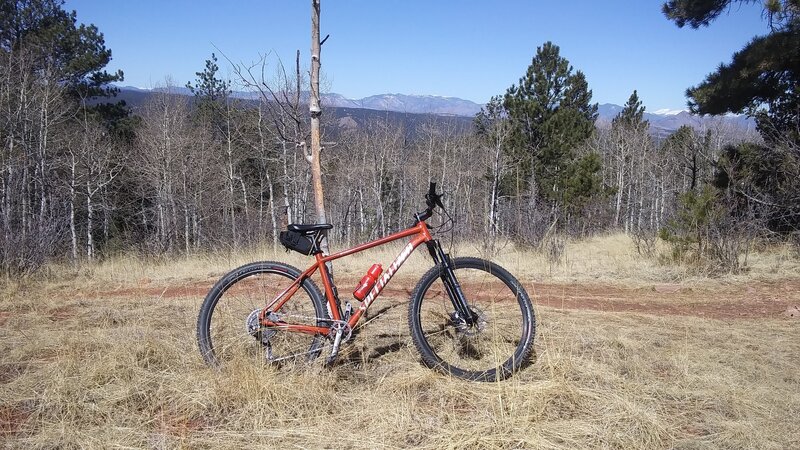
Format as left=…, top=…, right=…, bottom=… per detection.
left=1, top=0, right=122, bottom=93
left=663, top=0, right=799, bottom=144
left=664, top=1, right=800, bottom=237
left=502, top=41, right=600, bottom=212
left=186, top=53, right=231, bottom=125
left=613, top=90, right=648, bottom=132
left=0, top=0, right=128, bottom=130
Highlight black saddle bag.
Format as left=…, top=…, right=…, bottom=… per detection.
left=279, top=230, right=315, bottom=255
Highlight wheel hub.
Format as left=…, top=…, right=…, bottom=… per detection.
left=246, top=309, right=277, bottom=345
left=450, top=307, right=487, bottom=338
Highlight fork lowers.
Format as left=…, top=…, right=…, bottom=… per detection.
left=426, top=240, right=476, bottom=326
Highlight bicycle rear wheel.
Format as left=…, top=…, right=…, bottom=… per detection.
left=197, top=261, right=329, bottom=367
left=408, top=257, right=535, bottom=381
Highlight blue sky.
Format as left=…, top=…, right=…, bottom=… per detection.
left=64, top=0, right=770, bottom=111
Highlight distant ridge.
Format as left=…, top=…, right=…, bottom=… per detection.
left=595, top=103, right=756, bottom=138
left=321, top=93, right=483, bottom=117
left=114, top=86, right=755, bottom=135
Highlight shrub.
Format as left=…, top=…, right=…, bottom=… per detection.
left=659, top=187, right=756, bottom=274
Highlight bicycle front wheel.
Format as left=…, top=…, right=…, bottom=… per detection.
left=197, top=261, right=329, bottom=367
left=408, top=257, right=535, bottom=381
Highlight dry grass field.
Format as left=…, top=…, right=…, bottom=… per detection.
left=1, top=234, right=799, bottom=449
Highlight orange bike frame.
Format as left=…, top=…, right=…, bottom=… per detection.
left=259, top=221, right=434, bottom=335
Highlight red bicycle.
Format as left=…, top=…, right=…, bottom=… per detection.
left=197, top=183, right=536, bottom=381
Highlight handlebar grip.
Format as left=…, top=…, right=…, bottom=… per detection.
left=429, top=182, right=437, bottom=197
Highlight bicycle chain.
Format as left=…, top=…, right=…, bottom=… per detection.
left=265, top=311, right=353, bottom=342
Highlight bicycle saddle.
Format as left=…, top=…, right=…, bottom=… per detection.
left=287, top=223, right=333, bottom=234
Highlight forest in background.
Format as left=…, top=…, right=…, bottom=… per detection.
left=1, top=0, right=798, bottom=276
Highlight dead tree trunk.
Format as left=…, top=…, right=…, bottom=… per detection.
left=309, top=0, right=330, bottom=255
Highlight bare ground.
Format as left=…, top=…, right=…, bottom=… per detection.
left=41, top=276, right=800, bottom=320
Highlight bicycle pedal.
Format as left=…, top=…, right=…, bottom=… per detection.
left=264, top=343, right=274, bottom=361
left=327, top=325, right=345, bottom=362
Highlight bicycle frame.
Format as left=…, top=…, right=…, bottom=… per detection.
left=259, top=220, right=434, bottom=335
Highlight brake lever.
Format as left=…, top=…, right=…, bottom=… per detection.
left=433, top=193, right=444, bottom=210
left=426, top=182, right=445, bottom=210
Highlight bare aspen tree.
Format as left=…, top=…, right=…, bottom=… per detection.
left=70, top=120, right=123, bottom=259
left=233, top=49, right=315, bottom=242
left=475, top=97, right=511, bottom=244
left=136, top=84, right=213, bottom=253
left=253, top=103, right=280, bottom=247
left=1, top=45, right=71, bottom=271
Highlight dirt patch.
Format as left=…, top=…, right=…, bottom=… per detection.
left=87, top=282, right=211, bottom=300
left=79, top=279, right=413, bottom=301
left=0, top=404, right=30, bottom=436
left=532, top=279, right=800, bottom=320
left=0, top=311, right=10, bottom=326
left=48, top=305, right=77, bottom=321
left=653, top=284, right=682, bottom=293
left=66, top=277, right=800, bottom=321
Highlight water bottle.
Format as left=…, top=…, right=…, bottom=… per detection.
left=353, top=264, right=383, bottom=300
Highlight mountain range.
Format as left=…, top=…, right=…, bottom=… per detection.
left=320, top=92, right=755, bottom=135
left=116, top=86, right=755, bottom=136
left=321, top=93, right=482, bottom=117
left=594, top=103, right=755, bottom=138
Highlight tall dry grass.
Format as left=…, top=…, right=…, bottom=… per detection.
left=36, top=233, right=800, bottom=289
left=1, top=234, right=799, bottom=448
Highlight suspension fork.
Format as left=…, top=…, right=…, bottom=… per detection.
left=426, top=240, right=476, bottom=325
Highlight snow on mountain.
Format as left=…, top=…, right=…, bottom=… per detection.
left=118, top=85, right=150, bottom=92
left=595, top=103, right=755, bottom=136
left=652, top=108, right=687, bottom=116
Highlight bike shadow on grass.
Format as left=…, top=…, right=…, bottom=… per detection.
left=330, top=301, right=540, bottom=378
left=335, top=301, right=410, bottom=369
left=338, top=340, right=409, bottom=367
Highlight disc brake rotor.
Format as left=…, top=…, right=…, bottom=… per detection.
left=450, top=307, right=488, bottom=338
